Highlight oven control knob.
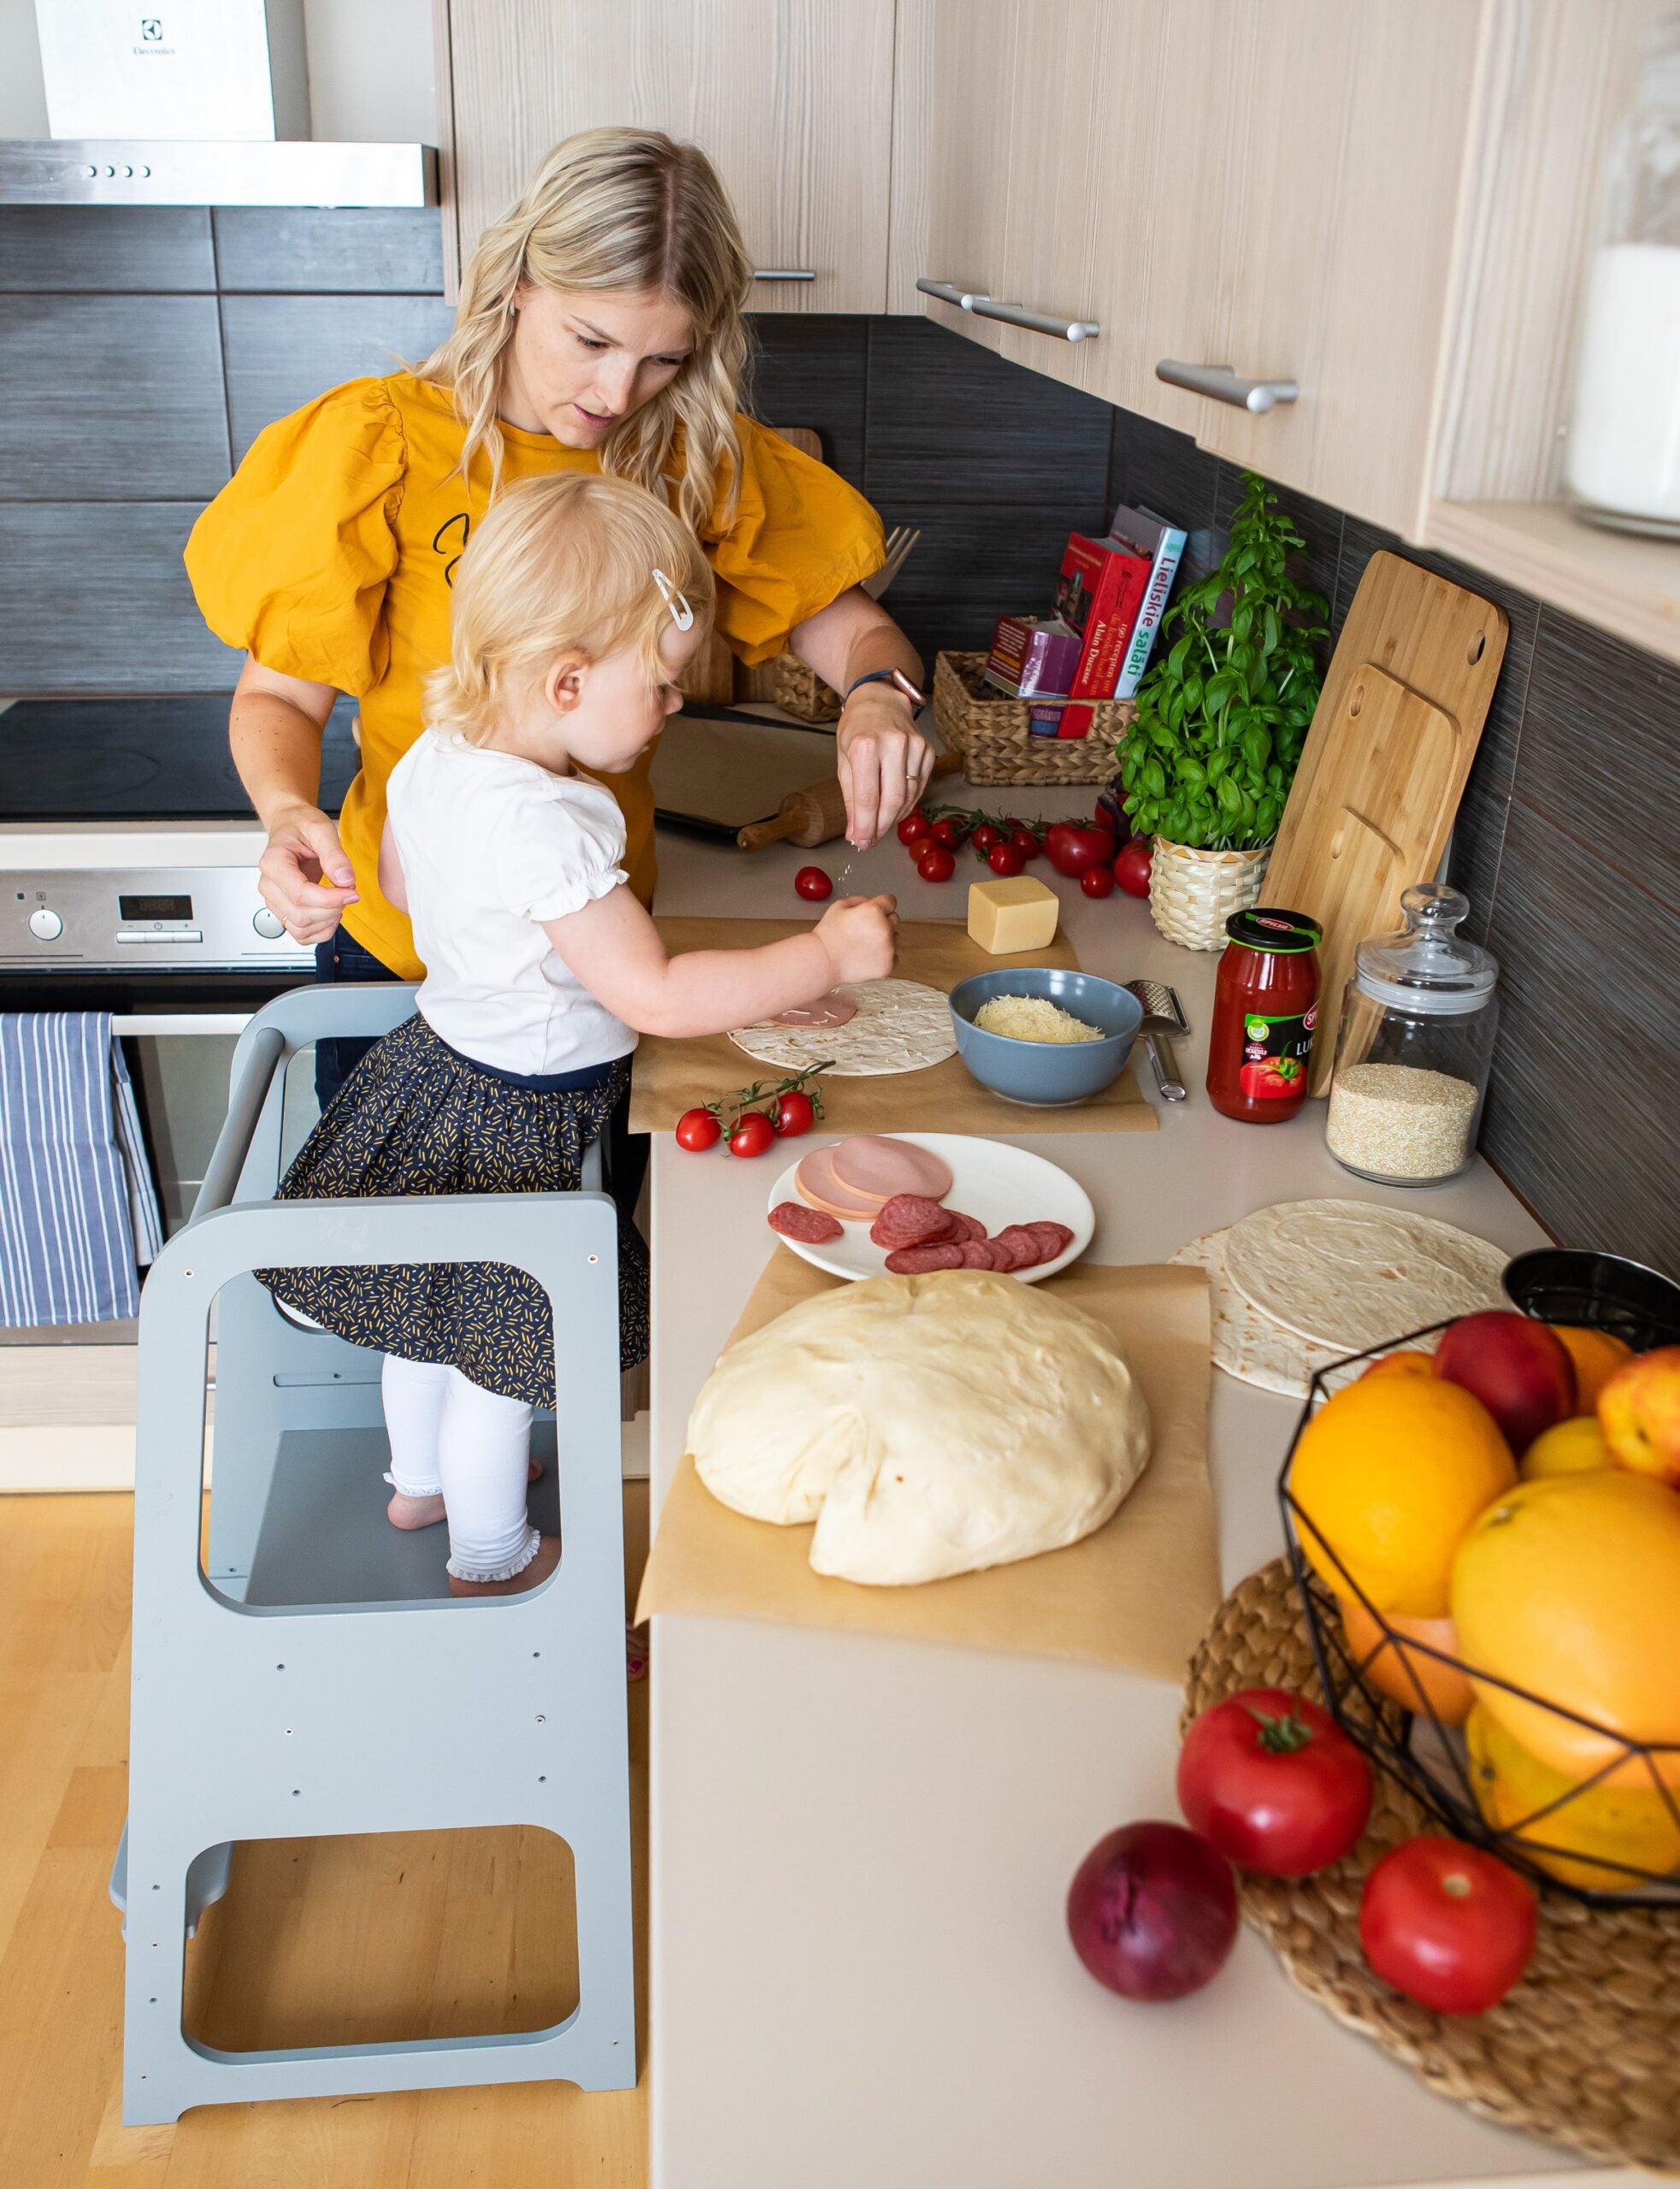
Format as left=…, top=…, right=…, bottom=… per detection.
left=252, top=907, right=286, bottom=941
left=28, top=907, right=63, bottom=941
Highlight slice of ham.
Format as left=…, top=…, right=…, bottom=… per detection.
left=768, top=990, right=858, bottom=1030
left=830, top=1135, right=954, bottom=1202
left=793, top=1144, right=888, bottom=1222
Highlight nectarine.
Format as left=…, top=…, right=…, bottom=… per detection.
left=1433, top=1311, right=1576, bottom=1456
left=1598, top=1345, right=1680, bottom=1486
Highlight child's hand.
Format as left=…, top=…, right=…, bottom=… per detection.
left=813, top=894, right=899, bottom=985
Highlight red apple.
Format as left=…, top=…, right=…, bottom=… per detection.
left=1432, top=1312, right=1576, bottom=1456
left=1597, top=1345, right=1680, bottom=1486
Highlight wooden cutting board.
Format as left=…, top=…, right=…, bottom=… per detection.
left=1260, top=551, right=1509, bottom=1093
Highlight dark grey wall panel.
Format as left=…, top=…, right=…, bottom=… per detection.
left=213, top=208, right=445, bottom=295
left=0, top=205, right=214, bottom=292
left=0, top=293, right=230, bottom=499
left=869, top=500, right=1108, bottom=660
left=865, top=318, right=1112, bottom=504
left=221, top=292, right=457, bottom=459
left=745, top=316, right=867, bottom=486
left=1108, top=412, right=1221, bottom=541
left=0, top=504, right=241, bottom=693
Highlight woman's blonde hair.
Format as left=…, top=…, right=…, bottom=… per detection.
left=417, top=127, right=753, bottom=532
left=425, top=471, right=714, bottom=747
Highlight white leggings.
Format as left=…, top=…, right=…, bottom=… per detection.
left=380, top=1354, right=539, bottom=1584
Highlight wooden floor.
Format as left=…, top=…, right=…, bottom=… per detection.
left=0, top=1488, right=651, bottom=2188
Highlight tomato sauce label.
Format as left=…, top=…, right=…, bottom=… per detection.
left=1235, top=1006, right=1316, bottom=1100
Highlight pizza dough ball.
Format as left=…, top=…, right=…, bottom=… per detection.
left=687, top=1271, right=1152, bottom=1585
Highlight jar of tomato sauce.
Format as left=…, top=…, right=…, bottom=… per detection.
left=1205, top=908, right=1322, bottom=1123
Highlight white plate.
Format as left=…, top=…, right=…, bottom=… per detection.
left=765, top=1132, right=1095, bottom=1283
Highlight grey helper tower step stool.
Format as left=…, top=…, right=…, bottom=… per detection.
left=114, top=985, right=634, bottom=2124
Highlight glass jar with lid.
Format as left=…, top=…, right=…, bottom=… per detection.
left=1324, top=886, right=1499, bottom=1186
left=1564, top=11, right=1680, bottom=534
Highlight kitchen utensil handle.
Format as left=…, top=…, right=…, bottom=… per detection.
left=969, top=298, right=1099, bottom=343
left=736, top=810, right=803, bottom=852
left=1155, top=360, right=1300, bottom=414
left=752, top=268, right=816, bottom=283
left=1145, top=1027, right=1188, bottom=1102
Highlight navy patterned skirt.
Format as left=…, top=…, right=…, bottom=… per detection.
left=257, top=1013, right=648, bottom=1407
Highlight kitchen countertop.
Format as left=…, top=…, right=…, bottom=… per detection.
left=644, top=789, right=1627, bottom=2189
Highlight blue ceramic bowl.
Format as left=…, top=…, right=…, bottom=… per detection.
left=947, top=968, right=1143, bottom=1107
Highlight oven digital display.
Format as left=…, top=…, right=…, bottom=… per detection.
left=117, top=894, right=193, bottom=923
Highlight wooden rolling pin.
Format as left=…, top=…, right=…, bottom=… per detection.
left=737, top=750, right=961, bottom=850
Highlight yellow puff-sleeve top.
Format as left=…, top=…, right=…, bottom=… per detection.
left=186, top=372, right=885, bottom=979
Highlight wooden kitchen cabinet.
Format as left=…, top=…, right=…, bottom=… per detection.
left=437, top=0, right=898, bottom=311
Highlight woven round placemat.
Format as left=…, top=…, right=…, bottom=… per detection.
left=1184, top=1560, right=1680, bottom=2172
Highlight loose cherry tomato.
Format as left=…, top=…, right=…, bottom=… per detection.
left=971, top=823, right=1004, bottom=853
left=1359, top=1838, right=1536, bottom=2015
left=1177, top=1687, right=1372, bottom=1879
left=916, top=844, right=957, bottom=882
left=987, top=842, right=1026, bottom=877
left=896, top=808, right=930, bottom=845
left=794, top=865, right=833, bottom=901
left=1008, top=826, right=1042, bottom=860
left=675, top=1107, right=721, bottom=1153
left=1114, top=838, right=1153, bottom=898
left=1043, top=821, right=1115, bottom=878
left=771, top=1089, right=816, bottom=1136
left=1080, top=864, right=1116, bottom=899
left=728, top=1111, right=776, bottom=1159
left=928, top=817, right=965, bottom=852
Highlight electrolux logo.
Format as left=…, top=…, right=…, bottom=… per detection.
left=134, top=15, right=174, bottom=54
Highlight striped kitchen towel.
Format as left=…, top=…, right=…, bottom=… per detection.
left=0, top=1012, right=164, bottom=1327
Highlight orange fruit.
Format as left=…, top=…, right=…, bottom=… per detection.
left=1521, top=1415, right=1613, bottom=1480
left=1550, top=1325, right=1634, bottom=1413
left=1452, top=1472, right=1680, bottom=1788
left=1359, top=1350, right=1435, bottom=1381
left=1466, top=1703, right=1680, bottom=1891
left=1288, top=1375, right=1516, bottom=1617
left=1338, top=1596, right=1474, bottom=1726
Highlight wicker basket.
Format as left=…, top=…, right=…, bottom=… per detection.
left=933, top=652, right=1131, bottom=787
left=1147, top=835, right=1272, bottom=949
left=772, top=653, right=843, bottom=722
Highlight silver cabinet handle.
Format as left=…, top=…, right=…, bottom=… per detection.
left=752, top=268, right=816, bottom=282
left=1156, top=361, right=1299, bottom=413
left=969, top=298, right=1099, bottom=343
left=916, top=275, right=991, bottom=310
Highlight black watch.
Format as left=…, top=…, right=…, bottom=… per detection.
left=844, top=667, right=926, bottom=707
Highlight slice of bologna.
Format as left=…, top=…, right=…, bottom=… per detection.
left=830, top=1134, right=954, bottom=1202
left=794, top=1144, right=888, bottom=1222
left=769, top=989, right=858, bottom=1030
left=884, top=1242, right=968, bottom=1275
left=769, top=1201, right=844, bottom=1244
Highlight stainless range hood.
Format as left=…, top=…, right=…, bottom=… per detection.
left=0, top=139, right=437, bottom=208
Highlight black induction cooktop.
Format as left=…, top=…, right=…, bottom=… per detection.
left=0, top=694, right=361, bottom=822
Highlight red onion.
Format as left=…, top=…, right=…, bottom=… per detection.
left=1066, top=1820, right=1239, bottom=2002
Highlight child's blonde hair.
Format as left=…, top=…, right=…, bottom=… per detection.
left=424, top=472, right=714, bottom=747
left=416, top=127, right=753, bottom=528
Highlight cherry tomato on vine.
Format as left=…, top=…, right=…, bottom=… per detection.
left=675, top=1107, right=721, bottom=1153
left=987, top=842, right=1027, bottom=877
left=1114, top=838, right=1153, bottom=898
left=794, top=865, right=833, bottom=901
left=916, top=844, right=957, bottom=883
left=1080, top=864, right=1116, bottom=899
left=1008, top=826, right=1042, bottom=860
left=896, top=808, right=930, bottom=845
left=728, top=1112, right=776, bottom=1159
left=771, top=1089, right=816, bottom=1136
left=928, top=817, right=965, bottom=852
left=971, top=823, right=1004, bottom=853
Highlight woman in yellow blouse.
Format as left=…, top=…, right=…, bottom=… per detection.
left=186, top=127, right=929, bottom=1051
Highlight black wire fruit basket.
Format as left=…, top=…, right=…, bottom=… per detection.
left=1277, top=1316, right=1680, bottom=1911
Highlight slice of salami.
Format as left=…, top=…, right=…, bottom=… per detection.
left=870, top=1209, right=956, bottom=1249
left=991, top=1224, right=1046, bottom=1271
left=944, top=1211, right=987, bottom=1242
left=1025, top=1220, right=1075, bottom=1260
left=769, top=1201, right=844, bottom=1244
left=873, top=1193, right=950, bottom=1239
left=884, top=1242, right=968, bottom=1275
left=956, top=1238, right=1009, bottom=1270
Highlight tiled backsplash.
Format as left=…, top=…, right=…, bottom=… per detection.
left=2, top=205, right=1675, bottom=1276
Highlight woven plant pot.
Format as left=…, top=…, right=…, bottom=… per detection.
left=1148, top=836, right=1272, bottom=950
left=932, top=652, right=1132, bottom=787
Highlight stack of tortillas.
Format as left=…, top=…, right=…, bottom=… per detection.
left=1170, top=1200, right=1510, bottom=1397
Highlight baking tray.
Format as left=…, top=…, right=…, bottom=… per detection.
left=651, top=706, right=838, bottom=840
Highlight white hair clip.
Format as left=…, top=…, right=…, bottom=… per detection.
left=651, top=567, right=695, bottom=632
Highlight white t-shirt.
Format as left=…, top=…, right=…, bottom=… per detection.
left=385, top=733, right=636, bottom=1077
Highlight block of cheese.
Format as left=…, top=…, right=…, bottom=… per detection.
left=967, top=875, right=1060, bottom=956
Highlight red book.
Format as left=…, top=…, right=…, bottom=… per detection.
left=1052, top=533, right=1152, bottom=737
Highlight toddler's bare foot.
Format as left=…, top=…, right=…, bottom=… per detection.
left=387, top=1458, right=541, bottom=1532
left=449, top=1533, right=562, bottom=1597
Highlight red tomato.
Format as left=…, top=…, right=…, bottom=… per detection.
left=896, top=808, right=930, bottom=845
left=771, top=1089, right=816, bottom=1136
left=1092, top=802, right=1119, bottom=835
left=1237, top=1057, right=1305, bottom=1101
left=1080, top=864, right=1116, bottom=899
left=1177, top=1687, right=1372, bottom=1879
left=675, top=1107, right=721, bottom=1153
left=916, top=845, right=957, bottom=882
left=794, top=865, right=833, bottom=901
left=1359, top=1838, right=1536, bottom=2015
left=987, top=842, right=1027, bottom=877
left=728, top=1111, right=776, bottom=1159
left=1008, top=826, right=1042, bottom=860
left=1043, top=821, right=1115, bottom=878
left=971, top=823, right=1004, bottom=853
left=928, top=817, right=965, bottom=851
left=1114, top=838, right=1153, bottom=898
